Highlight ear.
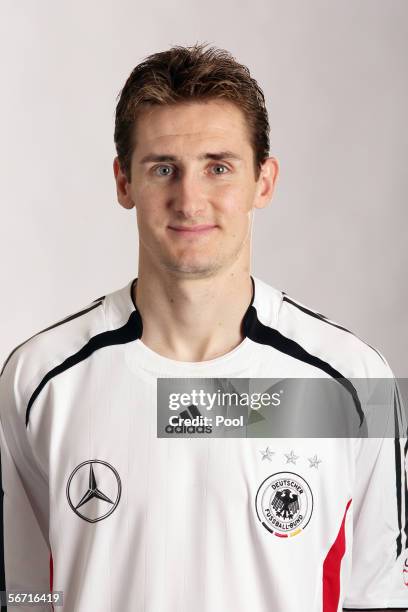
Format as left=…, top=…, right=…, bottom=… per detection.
left=253, top=157, right=279, bottom=210
left=113, top=157, right=135, bottom=210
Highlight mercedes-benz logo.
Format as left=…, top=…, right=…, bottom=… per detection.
left=66, top=459, right=121, bottom=523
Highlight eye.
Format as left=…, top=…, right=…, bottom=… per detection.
left=211, top=164, right=229, bottom=175
left=153, top=165, right=174, bottom=177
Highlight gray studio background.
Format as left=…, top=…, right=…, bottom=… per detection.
left=0, top=1, right=407, bottom=375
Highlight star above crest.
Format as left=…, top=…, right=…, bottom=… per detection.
left=284, top=450, right=299, bottom=464
left=307, top=454, right=322, bottom=469
left=259, top=446, right=275, bottom=461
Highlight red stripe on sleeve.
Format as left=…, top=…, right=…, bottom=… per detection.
left=322, top=498, right=352, bottom=612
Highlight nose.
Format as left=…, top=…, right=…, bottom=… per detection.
left=170, top=170, right=207, bottom=218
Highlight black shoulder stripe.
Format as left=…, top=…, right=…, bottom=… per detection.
left=25, top=310, right=142, bottom=427
left=396, top=384, right=408, bottom=439
left=395, top=390, right=401, bottom=440
left=0, top=299, right=105, bottom=379
left=242, top=304, right=365, bottom=427
left=282, top=296, right=387, bottom=366
left=394, top=433, right=403, bottom=558
left=394, top=384, right=408, bottom=553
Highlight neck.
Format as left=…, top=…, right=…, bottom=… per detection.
left=133, top=267, right=253, bottom=362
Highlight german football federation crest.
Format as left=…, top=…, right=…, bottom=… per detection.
left=255, top=471, right=313, bottom=537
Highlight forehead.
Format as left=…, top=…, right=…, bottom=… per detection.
left=132, top=100, right=252, bottom=157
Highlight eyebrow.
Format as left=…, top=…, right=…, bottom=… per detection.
left=139, top=151, right=243, bottom=164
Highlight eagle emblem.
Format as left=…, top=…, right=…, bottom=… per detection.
left=255, top=472, right=313, bottom=537
left=271, top=488, right=300, bottom=519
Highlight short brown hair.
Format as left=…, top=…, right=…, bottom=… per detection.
left=114, top=43, right=270, bottom=181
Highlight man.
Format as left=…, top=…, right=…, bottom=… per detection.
left=0, top=43, right=407, bottom=611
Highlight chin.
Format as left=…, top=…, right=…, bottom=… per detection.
left=162, top=258, right=224, bottom=278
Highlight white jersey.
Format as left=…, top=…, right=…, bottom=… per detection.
left=0, top=276, right=407, bottom=611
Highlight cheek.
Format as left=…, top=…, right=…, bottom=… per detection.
left=132, top=180, right=163, bottom=209
left=135, top=205, right=163, bottom=243
left=223, top=202, right=252, bottom=219
left=216, top=183, right=255, bottom=214
left=134, top=190, right=164, bottom=224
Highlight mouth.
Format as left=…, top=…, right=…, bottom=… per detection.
left=167, top=224, right=218, bottom=236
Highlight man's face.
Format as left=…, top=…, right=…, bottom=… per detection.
left=114, top=99, right=278, bottom=278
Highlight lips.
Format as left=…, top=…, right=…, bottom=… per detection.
left=168, top=224, right=217, bottom=234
